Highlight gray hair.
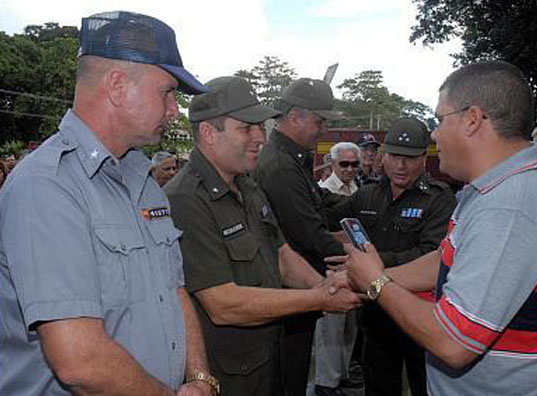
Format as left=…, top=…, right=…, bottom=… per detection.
left=440, top=61, right=534, bottom=140
left=151, top=151, right=174, bottom=166
left=330, top=142, right=360, bottom=160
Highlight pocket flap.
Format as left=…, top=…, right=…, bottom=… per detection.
left=94, top=226, right=144, bottom=254
left=213, top=343, right=270, bottom=376
left=224, top=233, right=260, bottom=262
left=146, top=221, right=183, bottom=246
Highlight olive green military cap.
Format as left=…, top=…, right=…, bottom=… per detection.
left=279, top=78, right=342, bottom=120
left=188, top=76, right=280, bottom=123
left=383, top=118, right=430, bottom=157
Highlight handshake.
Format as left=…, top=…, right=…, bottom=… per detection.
left=313, top=265, right=367, bottom=313
left=316, top=241, right=388, bottom=313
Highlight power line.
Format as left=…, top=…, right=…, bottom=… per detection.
left=0, top=88, right=72, bottom=104
left=0, top=109, right=61, bottom=120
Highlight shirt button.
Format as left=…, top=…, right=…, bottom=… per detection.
left=171, top=342, right=176, bottom=350
left=241, top=364, right=248, bottom=372
left=62, top=138, right=70, bottom=145
left=158, top=295, right=164, bottom=302
left=165, top=236, right=170, bottom=243
left=120, top=243, right=127, bottom=251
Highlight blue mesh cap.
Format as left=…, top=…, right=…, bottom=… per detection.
left=79, top=11, right=207, bottom=94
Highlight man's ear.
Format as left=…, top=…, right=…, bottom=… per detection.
left=105, top=69, right=129, bottom=107
left=199, top=121, right=217, bottom=146
left=465, top=105, right=486, bottom=137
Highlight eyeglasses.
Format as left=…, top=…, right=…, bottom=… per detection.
left=435, top=106, right=470, bottom=124
left=338, top=161, right=360, bottom=169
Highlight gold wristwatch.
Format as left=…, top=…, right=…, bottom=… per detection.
left=186, top=370, right=220, bottom=395
left=367, top=274, right=392, bottom=300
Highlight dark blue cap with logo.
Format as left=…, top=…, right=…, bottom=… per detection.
left=79, top=11, right=207, bottom=94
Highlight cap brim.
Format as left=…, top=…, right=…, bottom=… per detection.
left=313, top=109, right=344, bottom=120
left=383, top=143, right=426, bottom=157
left=160, top=64, right=208, bottom=95
left=229, top=104, right=281, bottom=124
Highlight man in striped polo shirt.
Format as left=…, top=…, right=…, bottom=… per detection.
left=340, top=61, right=537, bottom=395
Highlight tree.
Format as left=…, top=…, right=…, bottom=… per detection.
left=336, top=70, right=433, bottom=130
left=235, top=55, right=297, bottom=106
left=410, top=1, right=537, bottom=95
left=0, top=23, right=78, bottom=145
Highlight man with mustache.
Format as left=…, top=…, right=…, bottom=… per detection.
left=165, top=76, right=361, bottom=396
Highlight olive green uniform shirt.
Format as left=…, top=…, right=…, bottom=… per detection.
left=349, top=174, right=456, bottom=269
left=330, top=174, right=456, bottom=331
left=165, top=148, right=284, bottom=396
left=256, top=130, right=346, bottom=273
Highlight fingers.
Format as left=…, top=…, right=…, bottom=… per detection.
left=324, top=255, right=349, bottom=264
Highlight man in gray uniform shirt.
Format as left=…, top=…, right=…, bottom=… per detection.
left=0, top=11, right=218, bottom=396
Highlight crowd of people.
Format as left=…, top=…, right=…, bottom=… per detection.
left=1, top=9, right=537, bottom=396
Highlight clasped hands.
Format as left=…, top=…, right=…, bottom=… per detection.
left=324, top=242, right=386, bottom=298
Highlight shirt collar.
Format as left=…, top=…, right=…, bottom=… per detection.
left=470, top=144, right=537, bottom=194
left=325, top=172, right=356, bottom=192
left=58, top=110, right=151, bottom=180
left=270, top=129, right=312, bottom=166
left=189, top=147, right=232, bottom=200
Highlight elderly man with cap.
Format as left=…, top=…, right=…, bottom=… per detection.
left=355, top=133, right=381, bottom=187
left=151, top=151, right=179, bottom=187
left=329, top=118, right=456, bottom=396
left=256, top=78, right=349, bottom=396
left=164, top=76, right=361, bottom=396
left=0, top=11, right=215, bottom=396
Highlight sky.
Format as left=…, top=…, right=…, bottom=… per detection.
left=1, top=0, right=461, bottom=110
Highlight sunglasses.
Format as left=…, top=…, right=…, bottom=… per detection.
left=338, top=161, right=360, bottom=169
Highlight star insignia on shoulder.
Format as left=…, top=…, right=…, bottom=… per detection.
left=90, top=149, right=99, bottom=159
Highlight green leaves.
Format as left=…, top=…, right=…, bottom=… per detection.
left=411, top=1, right=537, bottom=99
left=0, top=24, right=78, bottom=145
left=335, top=70, right=434, bottom=130
left=235, top=56, right=297, bottom=106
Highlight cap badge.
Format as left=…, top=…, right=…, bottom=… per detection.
left=398, top=132, right=411, bottom=142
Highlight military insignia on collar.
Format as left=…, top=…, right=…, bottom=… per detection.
left=222, top=222, right=245, bottom=237
left=418, top=181, right=429, bottom=191
left=401, top=208, right=423, bottom=218
left=261, top=204, right=270, bottom=218
left=141, top=207, right=170, bottom=220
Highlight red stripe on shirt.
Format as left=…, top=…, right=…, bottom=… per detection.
left=435, top=304, right=485, bottom=354
left=493, top=328, right=537, bottom=354
left=478, top=160, right=537, bottom=194
left=440, top=220, right=456, bottom=268
left=438, top=296, right=500, bottom=348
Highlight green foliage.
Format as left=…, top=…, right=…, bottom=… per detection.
left=411, top=1, right=537, bottom=96
left=235, top=55, right=297, bottom=106
left=0, top=140, right=27, bottom=157
left=0, top=23, right=78, bottom=145
left=143, top=92, right=195, bottom=158
left=335, top=70, right=433, bottom=130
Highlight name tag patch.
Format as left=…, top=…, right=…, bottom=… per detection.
left=222, top=222, right=245, bottom=237
left=141, top=207, right=170, bottom=220
left=401, top=208, right=423, bottom=219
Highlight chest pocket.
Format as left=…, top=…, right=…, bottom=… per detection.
left=390, top=217, right=422, bottom=249
left=94, top=225, right=146, bottom=307
left=145, top=220, right=183, bottom=290
left=224, top=232, right=261, bottom=286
